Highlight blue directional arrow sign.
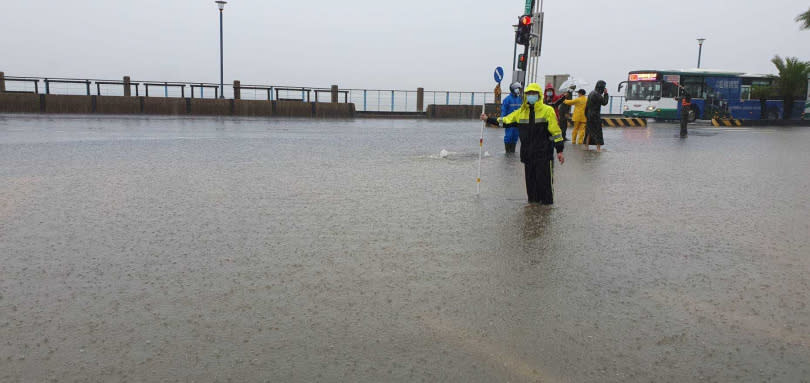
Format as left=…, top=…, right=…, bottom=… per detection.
left=494, top=67, right=504, bottom=84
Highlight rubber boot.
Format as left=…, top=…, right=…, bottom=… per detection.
left=505, top=143, right=511, bottom=153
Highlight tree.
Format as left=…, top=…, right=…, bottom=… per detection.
left=750, top=85, right=775, bottom=120
left=796, top=7, right=810, bottom=30
left=770, top=55, right=810, bottom=120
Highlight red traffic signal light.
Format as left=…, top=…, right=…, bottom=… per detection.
left=517, top=54, right=527, bottom=70
left=515, top=15, right=533, bottom=45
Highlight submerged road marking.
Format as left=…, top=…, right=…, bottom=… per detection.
left=420, top=314, right=558, bottom=382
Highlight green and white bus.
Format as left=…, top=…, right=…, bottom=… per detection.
left=620, top=69, right=803, bottom=121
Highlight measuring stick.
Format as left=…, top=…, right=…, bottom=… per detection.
left=477, top=103, right=485, bottom=195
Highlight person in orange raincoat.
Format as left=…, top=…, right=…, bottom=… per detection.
left=563, top=89, right=588, bottom=144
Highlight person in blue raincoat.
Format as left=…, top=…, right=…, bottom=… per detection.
left=501, top=82, right=523, bottom=153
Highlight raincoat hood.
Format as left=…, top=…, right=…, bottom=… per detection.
left=509, top=82, right=523, bottom=97
left=525, top=83, right=543, bottom=93
left=543, top=83, right=557, bottom=103
left=523, top=83, right=543, bottom=106
left=595, top=80, right=607, bottom=93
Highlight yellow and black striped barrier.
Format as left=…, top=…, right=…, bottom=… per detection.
left=601, top=117, right=647, bottom=127
left=711, top=118, right=743, bottom=127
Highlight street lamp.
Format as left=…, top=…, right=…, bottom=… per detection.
left=697, top=38, right=706, bottom=68
left=215, top=1, right=227, bottom=99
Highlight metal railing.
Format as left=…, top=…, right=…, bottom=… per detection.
left=1, top=74, right=628, bottom=115
left=189, top=83, right=220, bottom=99
left=143, top=82, right=188, bottom=98
left=1, top=76, right=224, bottom=99
left=605, top=96, right=625, bottom=115
left=44, top=78, right=92, bottom=96
left=4, top=76, right=40, bottom=94
left=343, top=89, right=498, bottom=113
left=314, top=88, right=349, bottom=103
left=95, top=80, right=141, bottom=97
left=236, top=86, right=343, bottom=104
left=273, top=87, right=311, bottom=102
left=237, top=84, right=274, bottom=101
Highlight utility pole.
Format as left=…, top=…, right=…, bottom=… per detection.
left=216, top=1, right=227, bottom=99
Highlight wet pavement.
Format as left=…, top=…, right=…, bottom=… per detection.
left=1, top=114, right=808, bottom=382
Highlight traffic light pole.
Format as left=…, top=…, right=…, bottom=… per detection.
left=512, top=0, right=540, bottom=87
left=511, top=39, right=518, bottom=79
left=526, top=0, right=542, bottom=85
left=522, top=44, right=530, bottom=83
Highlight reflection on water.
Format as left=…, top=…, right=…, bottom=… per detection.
left=521, top=204, right=551, bottom=241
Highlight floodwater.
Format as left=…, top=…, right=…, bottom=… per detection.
left=1, top=114, right=808, bottom=382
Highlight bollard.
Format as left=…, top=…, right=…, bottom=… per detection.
left=233, top=80, right=241, bottom=100
left=123, top=76, right=131, bottom=97
left=416, top=87, right=424, bottom=112
left=331, top=85, right=338, bottom=103
left=0, top=72, right=5, bottom=93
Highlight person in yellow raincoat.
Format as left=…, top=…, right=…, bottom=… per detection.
left=563, top=89, right=588, bottom=144
left=481, top=83, right=565, bottom=204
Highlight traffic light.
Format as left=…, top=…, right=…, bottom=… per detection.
left=517, top=54, right=527, bottom=70
left=515, top=15, right=532, bottom=45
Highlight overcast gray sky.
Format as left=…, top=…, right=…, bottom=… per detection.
left=2, top=0, right=808, bottom=92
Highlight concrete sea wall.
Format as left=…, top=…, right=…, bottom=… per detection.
left=0, top=93, right=355, bottom=118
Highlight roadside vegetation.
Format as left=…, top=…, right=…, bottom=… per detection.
left=796, top=7, right=810, bottom=30
left=770, top=55, right=810, bottom=120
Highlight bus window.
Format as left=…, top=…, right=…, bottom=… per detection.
left=682, top=76, right=704, bottom=98
left=741, top=85, right=751, bottom=100
left=662, top=81, right=679, bottom=98
left=627, top=81, right=662, bottom=100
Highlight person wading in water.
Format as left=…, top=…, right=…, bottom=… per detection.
left=481, top=83, right=565, bottom=204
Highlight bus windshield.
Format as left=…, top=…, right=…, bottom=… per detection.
left=626, top=81, right=662, bottom=101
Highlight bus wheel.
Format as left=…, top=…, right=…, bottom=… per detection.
left=766, top=109, right=780, bottom=120
left=688, top=106, right=698, bottom=122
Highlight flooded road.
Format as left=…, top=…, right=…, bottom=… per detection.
left=1, top=115, right=808, bottom=382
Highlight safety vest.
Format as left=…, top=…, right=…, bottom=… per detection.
left=497, top=102, right=564, bottom=162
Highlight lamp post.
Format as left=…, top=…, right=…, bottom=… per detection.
left=697, top=38, right=706, bottom=68
left=215, top=1, right=227, bottom=99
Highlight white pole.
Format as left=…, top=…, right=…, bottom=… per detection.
left=477, top=102, right=485, bottom=195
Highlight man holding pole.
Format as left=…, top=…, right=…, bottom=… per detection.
left=481, top=83, right=565, bottom=204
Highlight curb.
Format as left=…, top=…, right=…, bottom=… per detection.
left=711, top=118, right=742, bottom=127
left=602, top=117, right=647, bottom=127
